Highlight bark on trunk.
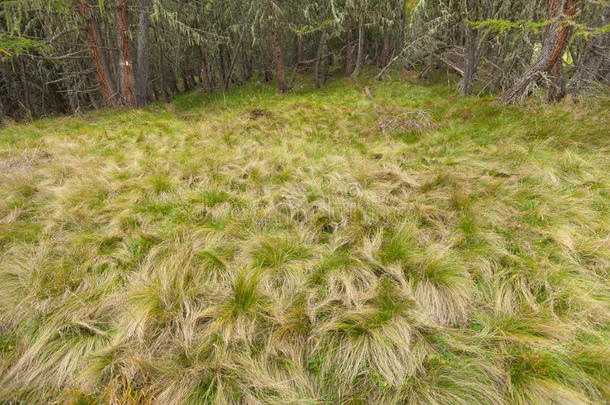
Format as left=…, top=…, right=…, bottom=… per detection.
left=462, top=0, right=493, bottom=96
left=263, top=43, right=273, bottom=82
left=379, top=23, right=391, bottom=67
left=136, top=0, right=150, bottom=107
left=199, top=48, right=213, bottom=93
left=184, top=68, right=196, bottom=91
left=244, top=53, right=254, bottom=81
left=48, top=81, right=63, bottom=114
left=78, top=3, right=116, bottom=107
left=224, top=31, right=245, bottom=90
left=345, top=18, right=354, bottom=76
left=168, top=66, right=179, bottom=95
left=296, top=35, right=303, bottom=69
left=185, top=49, right=197, bottom=90
left=114, top=0, right=137, bottom=108
left=315, top=0, right=328, bottom=88
left=218, top=44, right=228, bottom=88
left=504, top=0, right=537, bottom=89
left=155, top=31, right=171, bottom=102
left=396, top=6, right=405, bottom=55
left=462, top=25, right=477, bottom=96
left=568, top=6, right=610, bottom=94
left=289, top=35, right=303, bottom=89
left=158, top=56, right=170, bottom=102
left=273, top=25, right=288, bottom=93
left=314, top=30, right=328, bottom=88
left=18, top=57, right=32, bottom=118
left=87, top=77, right=100, bottom=110
left=351, top=20, right=365, bottom=79
left=325, top=52, right=332, bottom=82
left=151, top=83, right=159, bottom=102
left=547, top=58, right=566, bottom=102
left=501, top=0, right=577, bottom=103
left=64, top=78, right=79, bottom=114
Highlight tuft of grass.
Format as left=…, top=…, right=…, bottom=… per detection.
left=0, top=71, right=608, bottom=403
left=250, top=233, right=312, bottom=269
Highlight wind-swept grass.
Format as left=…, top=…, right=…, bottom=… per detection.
left=0, top=71, right=608, bottom=404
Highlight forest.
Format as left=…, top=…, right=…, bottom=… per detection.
left=0, top=0, right=609, bottom=118
left=0, top=0, right=609, bottom=404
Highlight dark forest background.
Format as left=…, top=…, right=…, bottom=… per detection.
left=1, top=0, right=609, bottom=121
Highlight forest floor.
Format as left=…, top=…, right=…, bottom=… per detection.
left=0, top=72, right=609, bottom=404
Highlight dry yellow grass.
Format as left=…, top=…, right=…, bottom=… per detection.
left=0, top=73, right=609, bottom=404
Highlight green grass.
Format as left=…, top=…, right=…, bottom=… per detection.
left=0, top=71, right=609, bottom=404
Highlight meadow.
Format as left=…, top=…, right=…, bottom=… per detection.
left=0, top=72, right=609, bottom=404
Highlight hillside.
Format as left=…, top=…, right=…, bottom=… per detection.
left=1, top=74, right=609, bottom=404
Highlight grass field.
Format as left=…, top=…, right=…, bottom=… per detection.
left=0, top=72, right=609, bottom=404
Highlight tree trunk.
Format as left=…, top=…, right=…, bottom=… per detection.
left=183, top=68, right=195, bottom=91
left=314, top=0, right=328, bottom=88
left=462, top=27, right=476, bottom=95
left=351, top=20, right=365, bottom=79
left=501, top=0, right=577, bottom=103
left=63, top=77, right=79, bottom=114
left=87, top=79, right=100, bottom=110
left=184, top=49, right=197, bottom=90
left=296, top=34, right=303, bottom=69
left=114, top=0, right=137, bottom=108
left=199, top=48, right=213, bottom=93
left=547, top=58, right=566, bottom=102
left=151, top=83, right=160, bottom=102
left=168, top=65, right=180, bottom=95
left=263, top=42, right=273, bottom=82
left=379, top=23, right=391, bottom=67
left=78, top=3, right=116, bottom=107
left=238, top=60, right=248, bottom=85
left=289, top=35, right=302, bottom=89
left=504, top=0, right=537, bottom=89
left=273, top=25, right=287, bottom=93
left=462, top=0, right=477, bottom=95
left=136, top=0, right=150, bottom=107
left=345, top=17, right=354, bottom=76
left=224, top=31, right=245, bottom=90
left=159, top=57, right=170, bottom=102
left=218, top=44, right=229, bottom=88
left=17, top=57, right=32, bottom=118
left=396, top=6, right=405, bottom=56
left=568, top=6, right=610, bottom=94
left=244, top=53, right=254, bottom=81
left=155, top=31, right=171, bottom=102
left=47, top=80, right=63, bottom=115
left=314, top=30, right=328, bottom=88
left=462, top=0, right=493, bottom=96
left=324, top=52, right=332, bottom=82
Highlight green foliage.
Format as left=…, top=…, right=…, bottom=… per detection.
left=0, top=33, right=46, bottom=57
left=467, top=18, right=551, bottom=36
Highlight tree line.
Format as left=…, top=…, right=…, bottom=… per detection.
left=1, top=0, right=608, bottom=121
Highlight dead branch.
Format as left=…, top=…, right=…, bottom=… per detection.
left=376, top=110, right=432, bottom=134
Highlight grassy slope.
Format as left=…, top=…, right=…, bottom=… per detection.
left=0, top=72, right=609, bottom=404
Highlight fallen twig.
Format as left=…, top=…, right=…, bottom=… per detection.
left=376, top=110, right=432, bottom=134
left=364, top=87, right=433, bottom=134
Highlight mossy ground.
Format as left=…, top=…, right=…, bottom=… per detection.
left=1, top=71, right=609, bottom=404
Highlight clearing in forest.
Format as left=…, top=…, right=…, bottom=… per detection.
left=0, top=75, right=609, bottom=404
